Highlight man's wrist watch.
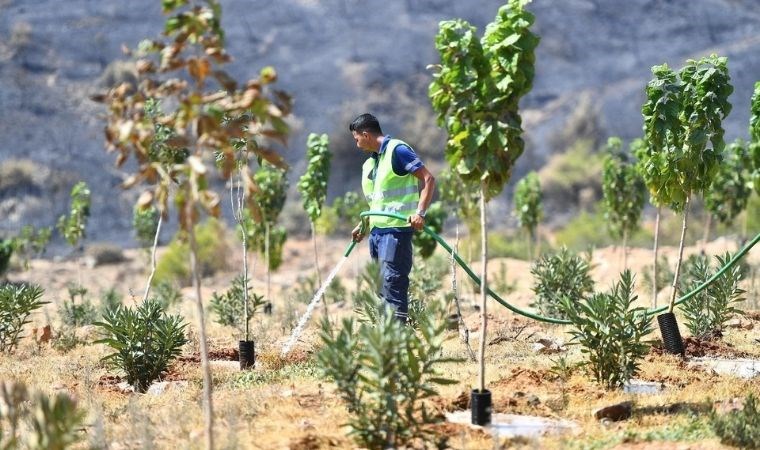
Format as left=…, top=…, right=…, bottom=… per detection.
left=416, top=209, right=426, bottom=218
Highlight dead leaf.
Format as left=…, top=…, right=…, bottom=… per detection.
left=187, top=156, right=207, bottom=175
left=137, top=190, right=154, bottom=208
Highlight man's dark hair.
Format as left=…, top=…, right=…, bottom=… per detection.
left=349, top=113, right=383, bottom=135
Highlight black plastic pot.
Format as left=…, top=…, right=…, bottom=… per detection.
left=239, top=340, right=255, bottom=370
left=471, top=389, right=492, bottom=425
left=657, top=312, right=685, bottom=356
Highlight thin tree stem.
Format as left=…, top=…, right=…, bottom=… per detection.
left=142, top=214, right=163, bottom=303
left=235, top=175, right=250, bottom=342
left=265, top=222, right=271, bottom=304
left=188, top=204, right=214, bottom=450
left=478, top=182, right=488, bottom=393
left=668, top=197, right=691, bottom=313
left=451, top=221, right=476, bottom=361
left=652, top=206, right=661, bottom=308
left=622, top=229, right=629, bottom=271
left=526, top=228, right=533, bottom=261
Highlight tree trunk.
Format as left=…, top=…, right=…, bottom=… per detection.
left=242, top=218, right=250, bottom=342
left=188, top=208, right=214, bottom=450
left=478, top=182, right=488, bottom=393
left=265, top=222, right=271, bottom=304
left=142, top=214, right=163, bottom=303
left=622, top=229, right=629, bottom=271
left=526, top=228, right=533, bottom=261
left=652, top=206, right=661, bottom=308
left=231, top=173, right=250, bottom=341
left=451, top=221, right=476, bottom=361
left=668, top=197, right=691, bottom=313
left=702, top=213, right=712, bottom=252
left=311, top=221, right=328, bottom=318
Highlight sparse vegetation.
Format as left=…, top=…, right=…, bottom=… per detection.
left=711, top=393, right=760, bottom=449
left=601, top=137, right=647, bottom=268
left=151, top=280, right=183, bottom=310
left=315, top=190, right=367, bottom=235
left=133, top=205, right=160, bottom=249
left=680, top=252, right=746, bottom=339
left=0, top=225, right=51, bottom=277
left=58, top=284, right=98, bottom=327
left=538, top=139, right=604, bottom=211
left=100, top=288, right=123, bottom=315
left=0, top=381, right=86, bottom=450
left=56, top=181, right=90, bottom=249
left=514, top=171, right=543, bottom=259
left=95, top=299, right=187, bottom=392
left=292, top=273, right=347, bottom=304
left=210, top=275, right=265, bottom=334
left=641, top=254, right=674, bottom=294
left=318, top=297, right=456, bottom=449
left=298, top=133, right=332, bottom=289
left=154, top=218, right=230, bottom=286
left=0, top=283, right=46, bottom=352
left=530, top=247, right=595, bottom=319
left=559, top=270, right=653, bottom=389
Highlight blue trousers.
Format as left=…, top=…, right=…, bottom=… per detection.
left=368, top=231, right=413, bottom=322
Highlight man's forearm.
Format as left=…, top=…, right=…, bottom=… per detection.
left=417, top=176, right=436, bottom=213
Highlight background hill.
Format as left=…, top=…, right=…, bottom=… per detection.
left=1, top=0, right=759, bottom=247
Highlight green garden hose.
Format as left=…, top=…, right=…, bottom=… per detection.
left=345, top=211, right=760, bottom=325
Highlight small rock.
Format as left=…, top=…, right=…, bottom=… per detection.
left=146, top=381, right=188, bottom=395
left=532, top=338, right=565, bottom=354
left=116, top=382, right=134, bottom=394
left=726, top=318, right=753, bottom=330
left=526, top=395, right=541, bottom=407
left=147, top=382, right=170, bottom=395
left=593, top=401, right=632, bottom=422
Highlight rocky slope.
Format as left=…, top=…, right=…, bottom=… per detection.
left=1, top=0, right=758, bottom=248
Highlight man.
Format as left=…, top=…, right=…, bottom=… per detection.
left=349, top=113, right=436, bottom=323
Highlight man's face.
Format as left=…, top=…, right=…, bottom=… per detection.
left=352, top=131, right=373, bottom=152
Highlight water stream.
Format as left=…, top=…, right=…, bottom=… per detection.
left=281, top=255, right=349, bottom=356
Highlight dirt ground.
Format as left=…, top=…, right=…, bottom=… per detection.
left=2, top=232, right=760, bottom=449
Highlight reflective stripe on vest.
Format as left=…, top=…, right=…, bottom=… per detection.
left=361, top=139, right=420, bottom=229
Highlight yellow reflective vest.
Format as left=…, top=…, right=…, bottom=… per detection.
left=361, top=139, right=419, bottom=229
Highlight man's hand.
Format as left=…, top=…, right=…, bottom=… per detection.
left=409, top=213, right=425, bottom=231
left=351, top=224, right=366, bottom=242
